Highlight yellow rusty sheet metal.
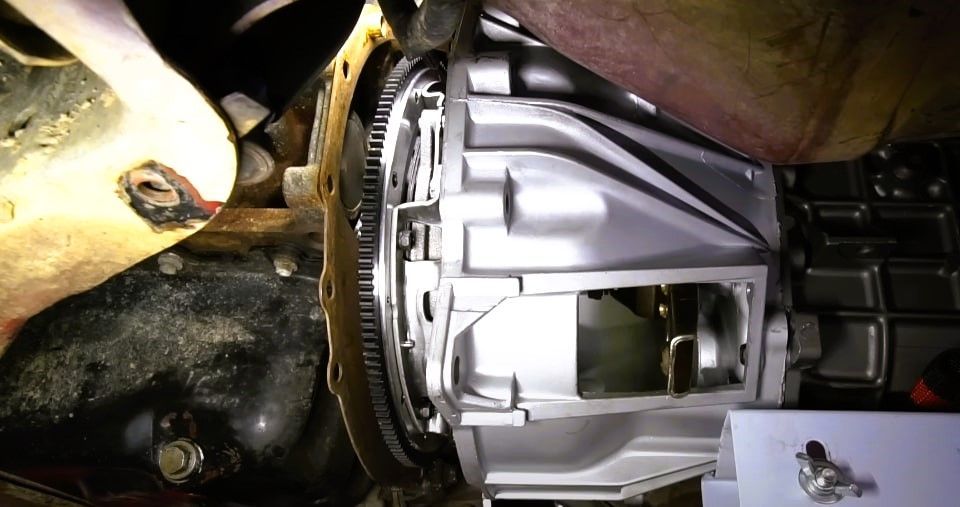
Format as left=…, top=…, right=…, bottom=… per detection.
left=0, top=0, right=236, bottom=352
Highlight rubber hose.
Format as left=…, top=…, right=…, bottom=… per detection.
left=379, top=0, right=465, bottom=56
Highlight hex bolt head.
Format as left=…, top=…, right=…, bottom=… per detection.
left=158, top=252, right=183, bottom=275
left=159, top=445, right=186, bottom=474
left=398, top=230, right=414, bottom=249
left=816, top=467, right=838, bottom=488
left=158, top=439, right=202, bottom=483
left=273, top=253, right=299, bottom=277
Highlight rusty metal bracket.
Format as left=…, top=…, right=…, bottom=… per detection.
left=282, top=6, right=414, bottom=485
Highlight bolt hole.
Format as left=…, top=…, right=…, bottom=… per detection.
left=135, top=178, right=179, bottom=206
left=342, top=61, right=350, bottom=80
left=332, top=362, right=343, bottom=382
left=325, top=281, right=334, bottom=299
left=503, top=192, right=511, bottom=217
left=422, top=291, right=433, bottom=322
left=805, top=440, right=827, bottom=460
left=739, top=344, right=748, bottom=365
left=453, top=356, right=461, bottom=385
left=391, top=171, right=398, bottom=188
left=326, top=175, right=334, bottom=194
left=140, top=180, right=170, bottom=193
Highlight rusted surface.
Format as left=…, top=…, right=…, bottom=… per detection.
left=491, top=0, right=960, bottom=164
left=202, top=207, right=323, bottom=234
left=119, top=162, right=223, bottom=231
left=281, top=5, right=415, bottom=485
left=319, top=13, right=415, bottom=487
left=281, top=77, right=330, bottom=209
left=183, top=208, right=324, bottom=253
left=0, top=0, right=235, bottom=352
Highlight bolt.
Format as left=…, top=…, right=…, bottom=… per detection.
left=159, top=445, right=186, bottom=474
left=273, top=252, right=298, bottom=277
left=815, top=467, right=838, bottom=489
left=659, top=284, right=669, bottom=295
left=158, top=439, right=201, bottom=483
left=158, top=252, right=183, bottom=275
left=420, top=406, right=431, bottom=418
left=398, top=230, right=414, bottom=249
left=658, top=303, right=669, bottom=319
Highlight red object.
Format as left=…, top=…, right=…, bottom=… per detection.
left=910, top=349, right=960, bottom=410
left=911, top=379, right=951, bottom=409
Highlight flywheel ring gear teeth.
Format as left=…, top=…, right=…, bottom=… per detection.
left=358, top=57, right=431, bottom=467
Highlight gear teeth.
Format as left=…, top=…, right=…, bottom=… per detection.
left=356, top=57, right=429, bottom=468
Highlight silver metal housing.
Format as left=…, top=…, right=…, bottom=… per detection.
left=380, top=10, right=787, bottom=500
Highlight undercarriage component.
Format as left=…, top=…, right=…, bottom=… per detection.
left=361, top=9, right=786, bottom=499
left=0, top=0, right=236, bottom=351
left=5, top=2, right=960, bottom=506
left=379, top=0, right=466, bottom=56
left=781, top=141, right=960, bottom=409
left=0, top=3, right=404, bottom=503
left=0, top=252, right=367, bottom=505
left=359, top=57, right=447, bottom=467
left=490, top=0, right=960, bottom=165
left=295, top=5, right=422, bottom=486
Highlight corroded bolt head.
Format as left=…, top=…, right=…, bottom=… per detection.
left=273, top=253, right=298, bottom=277
left=158, top=252, right=183, bottom=275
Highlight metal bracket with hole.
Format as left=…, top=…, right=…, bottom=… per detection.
left=305, top=5, right=416, bottom=486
